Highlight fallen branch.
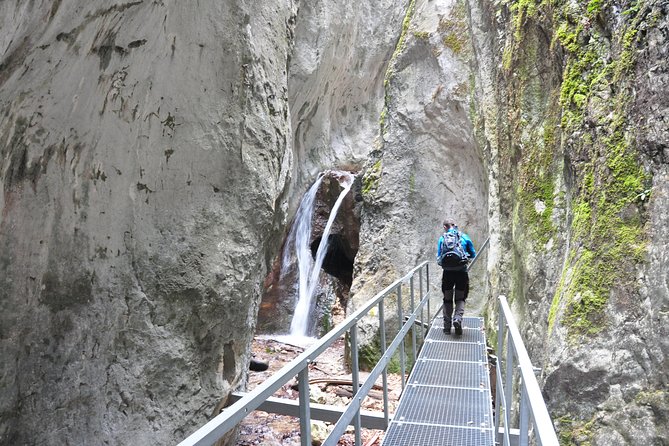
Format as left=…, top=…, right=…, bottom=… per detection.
left=308, top=378, right=383, bottom=391
left=363, top=431, right=381, bottom=446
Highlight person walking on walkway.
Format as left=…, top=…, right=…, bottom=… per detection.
left=436, top=218, right=476, bottom=335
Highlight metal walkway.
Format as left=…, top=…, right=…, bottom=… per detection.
left=382, top=316, right=494, bottom=446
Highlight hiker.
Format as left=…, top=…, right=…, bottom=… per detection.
left=436, top=219, right=476, bottom=335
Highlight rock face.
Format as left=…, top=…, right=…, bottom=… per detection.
left=2, top=0, right=668, bottom=444
left=467, top=0, right=669, bottom=443
left=349, top=0, right=489, bottom=363
left=0, top=1, right=297, bottom=444
left=0, top=0, right=409, bottom=444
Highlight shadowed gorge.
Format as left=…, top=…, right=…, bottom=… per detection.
left=0, top=0, right=668, bottom=444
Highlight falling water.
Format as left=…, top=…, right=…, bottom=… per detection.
left=286, top=171, right=355, bottom=337
left=280, top=174, right=324, bottom=282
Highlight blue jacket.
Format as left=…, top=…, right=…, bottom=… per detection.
left=436, top=228, right=476, bottom=260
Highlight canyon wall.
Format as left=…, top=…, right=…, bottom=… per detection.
left=0, top=0, right=410, bottom=444
left=350, top=0, right=489, bottom=360
left=2, top=0, right=667, bottom=444
left=468, top=0, right=669, bottom=442
left=0, top=1, right=301, bottom=443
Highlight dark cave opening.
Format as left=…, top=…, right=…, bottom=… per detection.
left=309, top=233, right=355, bottom=287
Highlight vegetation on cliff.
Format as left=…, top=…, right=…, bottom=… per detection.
left=499, top=0, right=652, bottom=338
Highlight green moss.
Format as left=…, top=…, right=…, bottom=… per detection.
left=586, top=0, right=603, bottom=15
left=379, top=108, right=388, bottom=132
left=635, top=389, right=668, bottom=408
left=387, top=348, right=416, bottom=374
left=438, top=0, right=469, bottom=55
left=559, top=46, right=607, bottom=129
left=517, top=112, right=561, bottom=248
left=443, top=33, right=463, bottom=54
left=413, top=30, right=430, bottom=40
left=557, top=416, right=596, bottom=446
left=559, top=119, right=648, bottom=336
left=502, top=45, right=514, bottom=71
left=508, top=0, right=540, bottom=41
left=362, top=160, right=382, bottom=197
left=548, top=250, right=574, bottom=334
left=555, top=22, right=581, bottom=53
left=386, top=0, right=416, bottom=81
left=358, top=340, right=381, bottom=370
left=543, top=0, right=651, bottom=338
left=319, top=311, right=332, bottom=335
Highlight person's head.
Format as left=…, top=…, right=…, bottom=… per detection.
left=443, top=218, right=456, bottom=231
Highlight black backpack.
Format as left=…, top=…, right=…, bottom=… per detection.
left=438, top=231, right=468, bottom=268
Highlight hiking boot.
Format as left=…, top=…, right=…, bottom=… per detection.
left=443, top=325, right=451, bottom=335
left=453, top=320, right=463, bottom=336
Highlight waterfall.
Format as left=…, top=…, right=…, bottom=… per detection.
left=280, top=174, right=324, bottom=282
left=286, top=171, right=354, bottom=338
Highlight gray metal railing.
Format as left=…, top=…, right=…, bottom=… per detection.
left=178, top=261, right=432, bottom=446
left=495, top=295, right=559, bottom=446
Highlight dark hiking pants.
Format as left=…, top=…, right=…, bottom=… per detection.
left=441, top=269, right=469, bottom=326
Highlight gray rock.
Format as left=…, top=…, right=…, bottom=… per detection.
left=0, top=1, right=296, bottom=443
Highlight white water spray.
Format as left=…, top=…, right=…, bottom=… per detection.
left=287, top=171, right=354, bottom=337
left=280, top=174, right=324, bottom=282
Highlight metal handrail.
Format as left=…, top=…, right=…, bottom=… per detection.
left=495, top=295, right=559, bottom=446
left=178, top=261, right=432, bottom=446
left=467, top=236, right=489, bottom=272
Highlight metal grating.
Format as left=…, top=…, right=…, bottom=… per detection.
left=383, top=422, right=493, bottom=446
left=420, top=340, right=485, bottom=362
left=382, top=316, right=494, bottom=446
left=434, top=316, right=484, bottom=329
left=393, top=386, right=492, bottom=427
left=429, top=325, right=484, bottom=344
left=409, top=360, right=488, bottom=389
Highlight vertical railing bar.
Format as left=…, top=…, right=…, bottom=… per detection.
left=398, top=285, right=406, bottom=390
left=410, top=276, right=416, bottom=366
left=495, top=300, right=505, bottom=438
left=519, top=379, right=530, bottom=446
left=496, top=363, right=512, bottom=446
left=505, top=331, right=514, bottom=433
left=379, top=300, right=389, bottom=428
left=419, top=267, right=426, bottom=341
left=350, top=324, right=361, bottom=446
left=298, top=367, right=311, bottom=446
left=426, top=264, right=431, bottom=327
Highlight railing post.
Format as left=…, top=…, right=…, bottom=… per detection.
left=410, top=276, right=417, bottom=364
left=495, top=299, right=505, bottom=440
left=379, top=300, right=389, bottom=428
left=350, top=324, right=361, bottom=445
left=298, top=367, right=311, bottom=446
left=397, top=286, right=406, bottom=390
left=426, top=264, right=431, bottom=325
left=505, top=331, right=514, bottom=430
left=519, top=380, right=530, bottom=446
left=419, top=268, right=426, bottom=340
